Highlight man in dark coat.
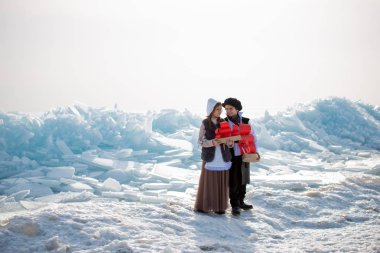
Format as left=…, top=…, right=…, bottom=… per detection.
left=223, top=97, right=258, bottom=215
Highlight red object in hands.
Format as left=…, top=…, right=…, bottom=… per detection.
left=239, top=124, right=251, bottom=135
left=231, top=125, right=240, bottom=136
left=238, top=124, right=256, bottom=154
left=215, top=121, right=232, bottom=139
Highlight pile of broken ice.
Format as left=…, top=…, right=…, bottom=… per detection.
left=0, top=97, right=379, bottom=212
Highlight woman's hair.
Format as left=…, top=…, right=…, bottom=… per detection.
left=206, top=102, right=224, bottom=126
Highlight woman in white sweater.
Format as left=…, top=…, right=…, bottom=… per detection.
left=194, top=98, right=233, bottom=214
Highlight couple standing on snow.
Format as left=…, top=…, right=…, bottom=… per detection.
left=194, top=97, right=260, bottom=216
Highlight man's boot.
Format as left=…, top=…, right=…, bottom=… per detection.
left=232, top=207, right=241, bottom=216
left=240, top=201, right=253, bottom=210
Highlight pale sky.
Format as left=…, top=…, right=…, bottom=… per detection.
left=1, top=0, right=379, bottom=118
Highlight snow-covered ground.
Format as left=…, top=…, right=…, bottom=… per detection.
left=0, top=97, right=379, bottom=252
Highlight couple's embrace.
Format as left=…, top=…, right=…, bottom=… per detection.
left=194, top=97, right=260, bottom=216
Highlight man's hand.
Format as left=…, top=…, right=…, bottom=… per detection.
left=255, top=152, right=261, bottom=161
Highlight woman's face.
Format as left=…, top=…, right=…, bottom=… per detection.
left=212, top=105, right=222, bottom=118
left=225, top=105, right=238, bottom=117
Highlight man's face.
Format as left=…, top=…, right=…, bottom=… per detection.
left=225, top=105, right=238, bottom=117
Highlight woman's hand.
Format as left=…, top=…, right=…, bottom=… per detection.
left=212, top=140, right=220, bottom=146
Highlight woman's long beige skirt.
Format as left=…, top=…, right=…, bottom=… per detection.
left=194, top=161, right=229, bottom=212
